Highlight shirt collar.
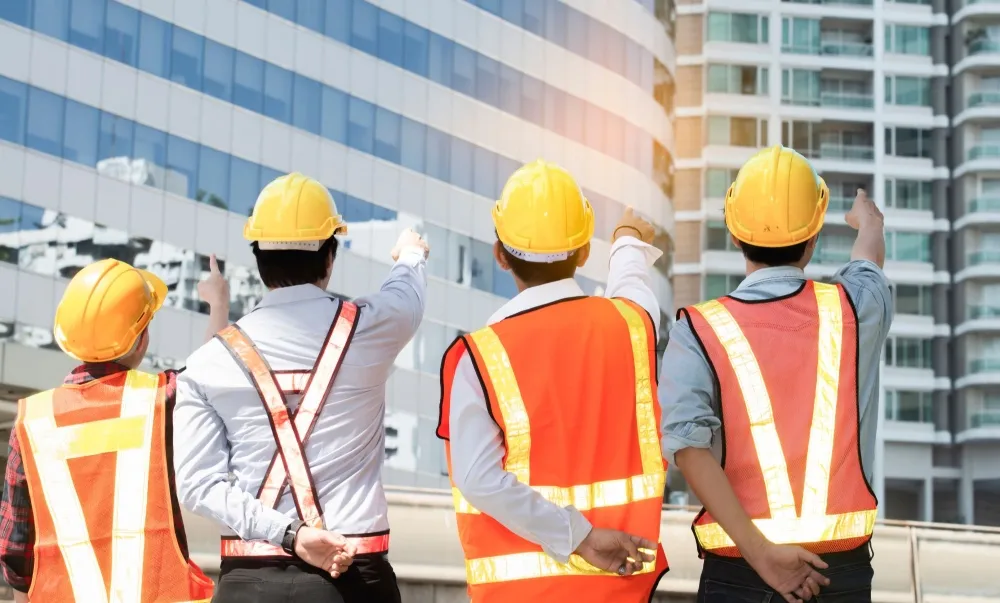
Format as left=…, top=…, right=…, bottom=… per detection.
left=254, top=284, right=337, bottom=310
left=487, top=278, right=586, bottom=325
left=65, top=362, right=130, bottom=385
left=734, top=266, right=806, bottom=293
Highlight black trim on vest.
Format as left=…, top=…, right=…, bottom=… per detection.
left=840, top=284, right=879, bottom=506
left=723, top=280, right=809, bottom=305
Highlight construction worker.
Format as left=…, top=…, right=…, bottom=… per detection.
left=660, top=145, right=892, bottom=603
left=0, top=256, right=231, bottom=602
left=173, top=173, right=427, bottom=603
left=438, top=159, right=669, bottom=603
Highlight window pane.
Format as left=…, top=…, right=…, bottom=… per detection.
left=566, top=8, right=589, bottom=56
left=34, top=0, right=70, bottom=41
left=350, top=0, right=378, bottom=55
left=25, top=87, right=63, bottom=156
left=428, top=33, right=453, bottom=87
left=476, top=54, right=499, bottom=107
left=233, top=52, right=264, bottom=113
left=545, top=0, right=568, bottom=47
left=296, top=0, right=325, bottom=33
left=263, top=64, right=293, bottom=123
left=132, top=124, right=167, bottom=187
left=373, top=107, right=401, bottom=163
left=450, top=137, right=474, bottom=191
left=707, top=64, right=728, bottom=93
left=138, top=14, right=172, bottom=79
left=452, top=44, right=476, bottom=97
left=104, top=2, right=139, bottom=66
left=544, top=86, right=565, bottom=137
left=0, top=77, right=28, bottom=145
left=471, top=240, right=494, bottom=293
left=400, top=117, right=425, bottom=173
left=320, top=86, right=348, bottom=144
left=259, top=166, right=282, bottom=192
left=170, top=26, right=204, bottom=91
left=70, top=0, right=105, bottom=53
left=292, top=74, right=322, bottom=135
left=62, top=100, right=99, bottom=166
left=377, top=9, right=404, bottom=67
left=98, top=112, right=134, bottom=162
left=267, top=0, right=295, bottom=22
left=473, top=146, right=497, bottom=198
left=498, top=64, right=521, bottom=115
left=197, top=146, right=230, bottom=209
left=708, top=116, right=729, bottom=145
left=347, top=96, right=375, bottom=153
left=0, top=0, right=31, bottom=27
left=403, top=22, right=429, bottom=76
left=203, top=40, right=235, bottom=102
left=325, top=0, right=351, bottom=43
left=521, top=76, right=543, bottom=125
left=522, top=0, right=544, bottom=36
left=493, top=263, right=518, bottom=298
left=425, top=126, right=450, bottom=181
left=229, top=156, right=260, bottom=217
left=166, top=134, right=199, bottom=199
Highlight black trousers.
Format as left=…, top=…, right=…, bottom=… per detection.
left=696, top=544, right=874, bottom=603
left=213, top=554, right=402, bottom=603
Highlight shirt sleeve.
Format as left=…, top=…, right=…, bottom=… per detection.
left=0, top=431, right=33, bottom=593
left=172, top=363, right=292, bottom=545
left=603, top=236, right=663, bottom=339
left=449, top=352, right=592, bottom=563
left=352, top=247, right=427, bottom=354
left=831, top=259, right=894, bottom=343
left=657, top=318, right=721, bottom=465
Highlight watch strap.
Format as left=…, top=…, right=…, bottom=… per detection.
left=281, top=520, right=306, bottom=556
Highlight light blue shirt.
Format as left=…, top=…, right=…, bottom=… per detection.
left=658, top=261, right=893, bottom=482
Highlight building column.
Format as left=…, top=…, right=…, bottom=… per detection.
left=960, top=475, right=975, bottom=525
left=923, top=477, right=934, bottom=523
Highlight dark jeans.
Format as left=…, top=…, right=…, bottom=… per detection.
left=213, top=554, right=401, bottom=603
left=697, top=544, right=873, bottom=603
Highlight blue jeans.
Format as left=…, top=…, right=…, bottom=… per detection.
left=696, top=544, right=873, bottom=603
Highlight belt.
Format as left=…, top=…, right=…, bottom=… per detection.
left=220, top=532, right=390, bottom=558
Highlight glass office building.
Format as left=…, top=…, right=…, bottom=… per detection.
left=0, top=0, right=677, bottom=487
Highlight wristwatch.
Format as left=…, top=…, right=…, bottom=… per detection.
left=281, top=520, right=306, bottom=556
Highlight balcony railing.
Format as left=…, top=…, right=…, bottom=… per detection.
left=813, top=247, right=853, bottom=264
left=969, top=197, right=1000, bottom=212
left=970, top=39, right=1000, bottom=55
left=817, top=142, right=875, bottom=160
left=967, top=0, right=1000, bottom=5
left=968, top=92, right=1000, bottom=108
left=970, top=358, right=1000, bottom=373
left=969, top=304, right=1000, bottom=319
left=785, top=0, right=873, bottom=4
left=968, top=144, right=1000, bottom=160
left=821, top=92, right=874, bottom=108
left=970, top=411, right=1000, bottom=429
left=820, top=41, right=874, bottom=57
left=827, top=195, right=855, bottom=212
left=969, top=250, right=1000, bottom=265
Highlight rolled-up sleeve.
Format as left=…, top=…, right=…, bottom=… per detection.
left=832, top=259, right=894, bottom=341
left=657, top=318, right=721, bottom=465
left=604, top=236, right=663, bottom=338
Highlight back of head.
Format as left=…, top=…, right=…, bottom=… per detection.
left=244, top=172, right=347, bottom=288
left=54, top=259, right=167, bottom=363
left=726, top=145, right=829, bottom=267
left=493, top=159, right=594, bottom=285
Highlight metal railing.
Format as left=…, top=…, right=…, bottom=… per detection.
left=970, top=39, right=1000, bottom=55
left=968, top=144, right=1000, bottom=160
left=970, top=358, right=1000, bottom=373
left=785, top=0, right=873, bottom=5
left=968, top=304, right=1000, bottom=319
left=814, top=247, right=853, bottom=263
left=820, top=41, right=875, bottom=56
left=821, top=91, right=875, bottom=108
left=968, top=250, right=1000, bottom=265
left=827, top=195, right=855, bottom=212
left=817, top=142, right=875, bottom=160
left=970, top=411, right=1000, bottom=428
left=968, top=92, right=1000, bottom=108
left=969, top=197, right=1000, bottom=212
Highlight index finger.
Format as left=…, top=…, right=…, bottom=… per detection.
left=209, top=254, right=220, bottom=274
left=629, top=534, right=658, bottom=552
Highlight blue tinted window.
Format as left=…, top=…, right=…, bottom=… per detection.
left=263, top=63, right=293, bottom=123
left=233, top=52, right=264, bottom=113
left=325, top=0, right=351, bottom=43
left=0, top=77, right=28, bottom=145
left=522, top=0, right=544, bottom=36
left=400, top=117, right=425, bottom=173
left=197, top=146, right=230, bottom=209
left=374, top=107, right=401, bottom=163
left=229, top=156, right=260, bottom=216
left=545, top=0, right=567, bottom=47
left=344, top=194, right=374, bottom=223
left=296, top=0, right=324, bottom=32
left=521, top=75, right=542, bottom=125
left=497, top=156, right=520, bottom=184
left=69, top=0, right=105, bottom=53
left=34, top=0, right=69, bottom=41
left=470, top=240, right=494, bottom=293
left=26, top=87, right=64, bottom=156
left=425, top=127, right=450, bottom=182
left=104, top=2, right=138, bottom=66
left=498, top=64, right=520, bottom=115
left=259, top=166, right=282, bottom=192
left=267, top=0, right=295, bottom=23
left=450, top=137, right=474, bottom=191
left=138, top=13, right=171, bottom=78
left=493, top=263, right=518, bottom=298
left=320, top=86, right=347, bottom=144
left=478, top=0, right=501, bottom=15
left=0, top=197, right=21, bottom=238
left=245, top=0, right=265, bottom=7
left=292, top=74, right=322, bottom=134
left=428, top=34, right=452, bottom=87
left=372, top=205, right=396, bottom=221
left=565, top=94, right=584, bottom=144
left=347, top=96, right=374, bottom=153
left=475, top=54, right=499, bottom=106
left=350, top=0, right=378, bottom=55
left=377, top=9, right=404, bottom=67
left=403, top=22, right=428, bottom=76
left=166, top=134, right=198, bottom=198
left=452, top=44, right=475, bottom=97
left=203, top=40, right=234, bottom=102
left=62, top=100, right=99, bottom=166
left=133, top=124, right=167, bottom=178
left=97, top=112, right=134, bottom=161
left=586, top=17, right=606, bottom=65
left=170, top=26, right=204, bottom=90
left=0, top=0, right=31, bottom=27
left=544, top=86, right=565, bottom=137
left=566, top=8, right=588, bottom=57
left=501, top=0, right=524, bottom=27
left=473, top=146, right=497, bottom=199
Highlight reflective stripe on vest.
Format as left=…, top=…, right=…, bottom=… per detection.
left=220, top=532, right=390, bottom=557
left=455, top=298, right=664, bottom=584
left=21, top=371, right=160, bottom=603
left=690, top=283, right=876, bottom=549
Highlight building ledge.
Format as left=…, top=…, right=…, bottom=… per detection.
left=956, top=426, right=1000, bottom=444
left=884, top=422, right=951, bottom=445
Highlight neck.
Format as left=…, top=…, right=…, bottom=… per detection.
left=744, top=260, right=806, bottom=276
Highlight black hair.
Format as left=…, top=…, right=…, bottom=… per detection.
left=738, top=240, right=809, bottom=267
left=252, top=236, right=339, bottom=289
left=498, top=240, right=579, bottom=285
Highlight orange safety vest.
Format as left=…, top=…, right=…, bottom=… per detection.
left=16, top=370, right=215, bottom=603
left=215, top=302, right=389, bottom=558
left=438, top=297, right=669, bottom=603
left=683, top=281, right=878, bottom=557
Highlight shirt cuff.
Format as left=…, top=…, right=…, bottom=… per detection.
left=543, top=506, right=592, bottom=564
left=265, top=517, right=293, bottom=547
left=610, top=236, right=662, bottom=266
left=396, top=246, right=427, bottom=266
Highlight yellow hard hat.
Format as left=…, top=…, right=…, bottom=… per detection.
left=492, top=159, right=595, bottom=259
left=54, top=259, right=167, bottom=363
left=244, top=172, right=347, bottom=250
left=725, top=145, right=829, bottom=248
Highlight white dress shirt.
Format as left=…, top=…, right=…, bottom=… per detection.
left=448, top=236, right=662, bottom=564
left=173, top=249, right=426, bottom=546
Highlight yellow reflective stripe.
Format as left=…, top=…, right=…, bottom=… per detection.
left=39, top=416, right=146, bottom=460
left=801, top=283, right=843, bottom=517
left=453, top=471, right=667, bottom=515
left=469, top=327, right=531, bottom=484
left=466, top=550, right=659, bottom=585
left=693, top=300, right=796, bottom=520
left=23, top=390, right=110, bottom=603
left=694, top=509, right=876, bottom=549
left=609, top=299, right=662, bottom=477
left=109, top=371, right=159, bottom=603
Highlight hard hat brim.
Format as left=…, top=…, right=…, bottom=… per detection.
left=136, top=269, right=168, bottom=316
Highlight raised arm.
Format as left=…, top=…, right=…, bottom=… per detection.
left=603, top=208, right=663, bottom=338
left=197, top=254, right=232, bottom=342
left=846, top=189, right=886, bottom=268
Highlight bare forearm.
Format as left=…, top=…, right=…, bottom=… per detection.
left=675, top=447, right=767, bottom=559
left=850, top=220, right=885, bottom=268
left=203, top=304, right=230, bottom=343
left=13, top=590, right=27, bottom=603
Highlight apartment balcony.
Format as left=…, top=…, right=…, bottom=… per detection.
left=961, top=198, right=1000, bottom=228
left=957, top=91, right=1000, bottom=126
left=969, top=92, right=1000, bottom=107
left=828, top=195, right=855, bottom=212
left=971, top=358, right=1000, bottom=374
left=958, top=304, right=1000, bottom=336
left=970, top=410, right=1000, bottom=429
left=958, top=144, right=1000, bottom=177
left=813, top=246, right=852, bottom=264
left=969, top=250, right=1000, bottom=265
left=784, top=0, right=873, bottom=5
left=815, top=142, right=874, bottom=161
